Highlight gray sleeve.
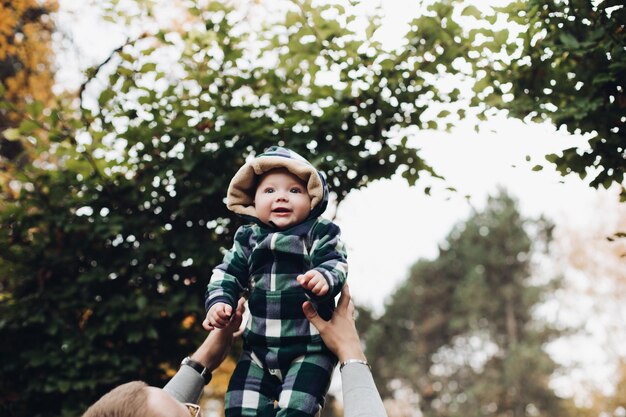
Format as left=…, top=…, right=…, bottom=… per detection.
left=341, top=363, right=388, bottom=417
left=163, top=365, right=206, bottom=404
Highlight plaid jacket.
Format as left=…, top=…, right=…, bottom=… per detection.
left=205, top=216, right=347, bottom=352
left=205, top=146, right=348, bottom=366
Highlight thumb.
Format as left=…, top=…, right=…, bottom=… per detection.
left=302, top=301, right=324, bottom=330
left=235, top=297, right=246, bottom=314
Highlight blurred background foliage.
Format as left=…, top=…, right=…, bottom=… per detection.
left=362, top=191, right=564, bottom=417
left=0, top=0, right=624, bottom=416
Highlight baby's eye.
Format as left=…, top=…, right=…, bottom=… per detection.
left=290, top=187, right=303, bottom=193
left=264, top=188, right=275, bottom=193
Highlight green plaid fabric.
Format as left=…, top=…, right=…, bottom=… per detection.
left=206, top=216, right=347, bottom=367
left=206, top=146, right=347, bottom=414
left=225, top=348, right=336, bottom=417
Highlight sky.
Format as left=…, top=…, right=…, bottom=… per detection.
left=54, top=0, right=623, bottom=404
left=337, top=120, right=597, bottom=311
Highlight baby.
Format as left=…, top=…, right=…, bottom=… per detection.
left=204, top=146, right=348, bottom=417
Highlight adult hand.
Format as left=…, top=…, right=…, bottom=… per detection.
left=193, top=297, right=245, bottom=372
left=302, top=284, right=366, bottom=363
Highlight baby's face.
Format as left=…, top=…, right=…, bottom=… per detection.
left=254, top=169, right=311, bottom=229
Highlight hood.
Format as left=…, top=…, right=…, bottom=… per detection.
left=226, top=146, right=329, bottom=225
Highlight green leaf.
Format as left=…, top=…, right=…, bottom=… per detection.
left=127, top=331, right=142, bottom=343
left=592, top=74, right=614, bottom=85
left=545, top=153, right=559, bottom=163
left=285, top=11, right=301, bottom=27
left=146, top=327, right=158, bottom=339
left=58, top=380, right=71, bottom=393
left=461, top=5, right=482, bottom=18
left=98, top=89, right=116, bottom=106
left=136, top=296, right=148, bottom=310
left=494, top=29, right=509, bottom=45
left=140, top=63, right=157, bottom=73
left=19, top=119, right=40, bottom=135
left=26, top=101, right=44, bottom=118
left=559, top=33, right=579, bottom=49
left=473, top=76, right=491, bottom=93
left=3, top=128, right=21, bottom=141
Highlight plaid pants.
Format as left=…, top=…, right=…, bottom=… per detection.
left=225, top=348, right=336, bottom=417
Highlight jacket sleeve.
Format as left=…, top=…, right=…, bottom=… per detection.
left=163, top=365, right=206, bottom=404
left=205, top=226, right=252, bottom=311
left=341, top=363, right=388, bottom=417
left=309, top=219, right=348, bottom=302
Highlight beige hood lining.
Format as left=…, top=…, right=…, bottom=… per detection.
left=226, top=156, right=323, bottom=218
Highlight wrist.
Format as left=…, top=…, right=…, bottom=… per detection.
left=337, top=349, right=366, bottom=364
left=191, top=330, right=234, bottom=372
left=339, top=358, right=371, bottom=372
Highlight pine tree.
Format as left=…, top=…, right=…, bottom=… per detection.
left=364, top=191, right=565, bottom=417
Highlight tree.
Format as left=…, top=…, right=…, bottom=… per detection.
left=363, top=191, right=566, bottom=417
left=469, top=1, right=626, bottom=199
left=0, top=1, right=478, bottom=415
left=0, top=0, right=57, bottom=165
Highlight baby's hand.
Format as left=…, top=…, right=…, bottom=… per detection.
left=297, top=270, right=329, bottom=297
left=202, top=302, right=233, bottom=331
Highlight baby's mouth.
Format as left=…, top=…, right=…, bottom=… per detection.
left=272, top=207, right=291, bottom=213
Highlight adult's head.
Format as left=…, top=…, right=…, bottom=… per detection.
left=82, top=379, right=200, bottom=417
left=84, top=299, right=247, bottom=417
left=83, top=381, right=191, bottom=417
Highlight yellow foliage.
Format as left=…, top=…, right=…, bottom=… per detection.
left=160, top=361, right=178, bottom=379
left=0, top=0, right=57, bottom=124
left=182, top=314, right=197, bottom=329
left=207, top=355, right=237, bottom=398
left=79, top=308, right=93, bottom=330
left=0, top=0, right=58, bottom=195
left=200, top=355, right=238, bottom=417
left=561, top=192, right=626, bottom=296
left=610, top=360, right=626, bottom=410
left=1, top=0, right=58, bottom=201
left=555, top=190, right=626, bottom=414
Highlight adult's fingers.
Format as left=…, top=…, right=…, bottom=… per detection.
left=235, top=297, right=246, bottom=315
left=202, top=318, right=214, bottom=332
left=336, top=284, right=351, bottom=312
left=302, top=301, right=325, bottom=331
left=229, top=297, right=246, bottom=335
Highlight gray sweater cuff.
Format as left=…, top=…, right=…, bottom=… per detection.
left=163, top=365, right=205, bottom=404
left=341, top=363, right=388, bottom=417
